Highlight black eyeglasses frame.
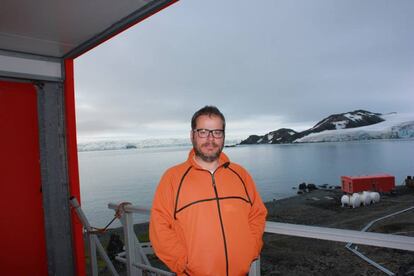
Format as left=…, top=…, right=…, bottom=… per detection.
left=193, top=128, right=225, bottom=138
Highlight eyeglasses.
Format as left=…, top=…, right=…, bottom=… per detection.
left=193, top=128, right=225, bottom=138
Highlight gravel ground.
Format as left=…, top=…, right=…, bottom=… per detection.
left=262, top=186, right=414, bottom=275
left=93, top=186, right=414, bottom=275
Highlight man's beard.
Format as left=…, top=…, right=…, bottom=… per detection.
left=193, top=141, right=224, bottom=162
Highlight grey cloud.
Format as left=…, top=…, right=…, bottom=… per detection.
left=74, top=0, right=414, bottom=139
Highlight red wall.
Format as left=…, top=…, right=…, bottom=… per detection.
left=0, top=75, right=86, bottom=275
left=65, top=59, right=87, bottom=276
left=0, top=80, right=48, bottom=275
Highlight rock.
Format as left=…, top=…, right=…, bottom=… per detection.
left=239, top=128, right=298, bottom=144
left=307, top=183, right=317, bottom=190
left=125, top=143, right=137, bottom=149
left=299, top=182, right=307, bottom=190
left=239, top=135, right=262, bottom=145
left=224, top=144, right=236, bottom=148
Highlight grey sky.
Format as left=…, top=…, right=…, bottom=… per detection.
left=74, top=0, right=414, bottom=140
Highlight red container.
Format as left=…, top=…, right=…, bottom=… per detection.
left=341, top=174, right=395, bottom=193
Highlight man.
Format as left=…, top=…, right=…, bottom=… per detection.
left=150, top=106, right=267, bottom=276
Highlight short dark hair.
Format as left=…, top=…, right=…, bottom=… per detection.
left=191, top=106, right=226, bottom=130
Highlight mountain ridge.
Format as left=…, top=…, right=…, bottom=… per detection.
left=239, top=110, right=390, bottom=145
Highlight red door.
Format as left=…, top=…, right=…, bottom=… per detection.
left=0, top=80, right=48, bottom=275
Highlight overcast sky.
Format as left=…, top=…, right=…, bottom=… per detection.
left=74, top=0, right=414, bottom=141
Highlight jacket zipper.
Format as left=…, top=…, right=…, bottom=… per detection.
left=211, top=171, right=229, bottom=276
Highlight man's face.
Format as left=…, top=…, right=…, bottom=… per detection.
left=191, top=114, right=225, bottom=163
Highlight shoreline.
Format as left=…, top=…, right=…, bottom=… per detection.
left=93, top=186, right=414, bottom=275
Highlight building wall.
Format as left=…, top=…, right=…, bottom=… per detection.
left=0, top=80, right=48, bottom=275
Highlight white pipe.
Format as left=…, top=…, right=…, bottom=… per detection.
left=345, top=245, right=394, bottom=275
left=265, top=221, right=414, bottom=251
left=345, top=206, right=414, bottom=275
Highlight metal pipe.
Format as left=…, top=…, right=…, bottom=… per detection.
left=361, top=206, right=414, bottom=232
left=345, top=206, right=414, bottom=275
left=92, top=235, right=120, bottom=276
left=70, top=197, right=98, bottom=275
left=345, top=244, right=394, bottom=275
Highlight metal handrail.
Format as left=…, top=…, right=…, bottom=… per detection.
left=107, top=202, right=414, bottom=276
left=108, top=202, right=174, bottom=276
left=108, top=202, right=414, bottom=252
left=265, top=221, right=414, bottom=252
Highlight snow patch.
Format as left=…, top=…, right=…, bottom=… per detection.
left=344, top=113, right=363, bottom=121
left=332, top=120, right=348, bottom=129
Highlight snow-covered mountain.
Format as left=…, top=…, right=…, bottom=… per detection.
left=295, top=113, right=414, bottom=143
left=240, top=110, right=414, bottom=145
left=78, top=111, right=413, bottom=151
left=307, top=110, right=383, bottom=132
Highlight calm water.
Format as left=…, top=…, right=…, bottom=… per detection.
left=79, top=139, right=414, bottom=227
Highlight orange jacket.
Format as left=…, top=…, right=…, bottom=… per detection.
left=150, top=149, right=267, bottom=276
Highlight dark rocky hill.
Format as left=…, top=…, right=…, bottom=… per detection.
left=240, top=110, right=384, bottom=145
left=240, top=128, right=298, bottom=145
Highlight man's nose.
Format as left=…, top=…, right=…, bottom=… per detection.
left=206, top=131, right=214, bottom=140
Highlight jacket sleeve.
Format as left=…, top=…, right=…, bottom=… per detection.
left=149, top=170, right=188, bottom=273
left=245, top=171, right=268, bottom=257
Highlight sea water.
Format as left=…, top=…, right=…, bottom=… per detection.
left=79, top=139, right=414, bottom=227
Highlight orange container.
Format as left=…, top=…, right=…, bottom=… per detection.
left=341, top=174, right=395, bottom=193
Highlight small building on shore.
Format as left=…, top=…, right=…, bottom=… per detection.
left=341, top=174, right=395, bottom=194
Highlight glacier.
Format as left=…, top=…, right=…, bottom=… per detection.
left=77, top=137, right=241, bottom=152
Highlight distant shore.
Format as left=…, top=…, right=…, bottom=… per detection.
left=92, top=186, right=414, bottom=275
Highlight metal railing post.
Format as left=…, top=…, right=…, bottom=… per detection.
left=249, top=258, right=260, bottom=276
left=121, top=206, right=141, bottom=276
left=109, top=203, right=176, bottom=276
left=70, top=197, right=99, bottom=275
left=89, top=234, right=99, bottom=276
